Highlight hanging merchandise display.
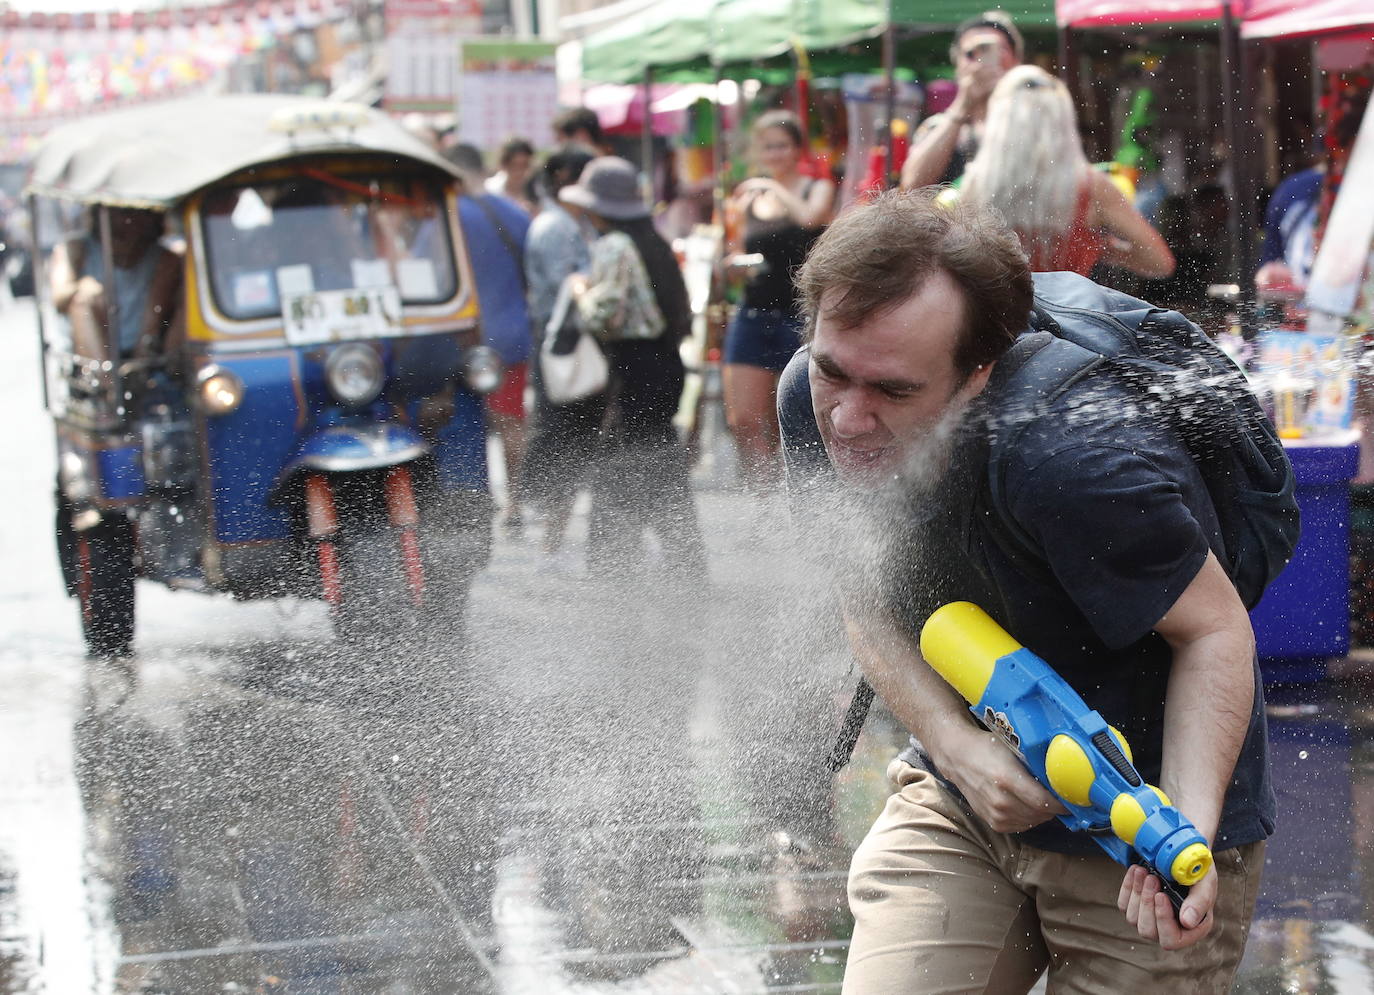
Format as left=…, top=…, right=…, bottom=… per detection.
left=842, top=74, right=922, bottom=202
left=1309, top=68, right=1374, bottom=313
left=0, top=0, right=360, bottom=163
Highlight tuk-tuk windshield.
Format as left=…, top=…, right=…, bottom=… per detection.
left=201, top=174, right=458, bottom=322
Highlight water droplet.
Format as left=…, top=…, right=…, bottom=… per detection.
left=1299, top=749, right=1309, bottom=760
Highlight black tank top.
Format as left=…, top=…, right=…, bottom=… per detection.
left=741, top=179, right=823, bottom=313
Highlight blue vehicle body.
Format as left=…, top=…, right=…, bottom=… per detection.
left=32, top=95, right=501, bottom=653
left=82, top=347, right=490, bottom=546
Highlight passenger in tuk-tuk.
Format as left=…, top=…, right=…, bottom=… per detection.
left=48, top=206, right=182, bottom=364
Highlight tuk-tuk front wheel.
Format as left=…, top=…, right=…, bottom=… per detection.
left=306, top=469, right=434, bottom=646
left=69, top=513, right=136, bottom=657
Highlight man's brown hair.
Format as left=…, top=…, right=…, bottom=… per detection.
left=797, top=188, right=1033, bottom=376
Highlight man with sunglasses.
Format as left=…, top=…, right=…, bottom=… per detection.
left=900, top=11, right=1023, bottom=191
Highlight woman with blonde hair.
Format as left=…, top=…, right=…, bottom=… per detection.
left=961, top=65, right=1175, bottom=278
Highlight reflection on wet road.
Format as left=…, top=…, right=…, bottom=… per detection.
left=6, top=510, right=872, bottom=994
left=5, top=293, right=1374, bottom=993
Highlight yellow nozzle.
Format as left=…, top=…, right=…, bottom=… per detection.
left=1171, top=843, right=1213, bottom=886
left=919, top=602, right=1021, bottom=705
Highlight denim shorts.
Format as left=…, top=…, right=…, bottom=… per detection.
left=724, top=306, right=804, bottom=372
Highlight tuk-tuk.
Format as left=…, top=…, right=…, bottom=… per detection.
left=27, top=95, right=502, bottom=656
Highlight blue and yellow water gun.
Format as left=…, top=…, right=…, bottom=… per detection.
left=919, top=602, right=1213, bottom=909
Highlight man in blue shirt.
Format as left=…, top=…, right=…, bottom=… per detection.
left=456, top=184, right=533, bottom=523
left=779, top=190, right=1272, bottom=992
left=50, top=207, right=181, bottom=363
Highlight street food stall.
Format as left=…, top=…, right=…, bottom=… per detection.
left=1055, top=0, right=1374, bottom=680
left=574, top=0, right=1059, bottom=202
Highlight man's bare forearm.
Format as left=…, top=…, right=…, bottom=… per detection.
left=1159, top=628, right=1254, bottom=844
left=842, top=605, right=975, bottom=765
left=843, top=603, right=1066, bottom=831
left=899, top=116, right=964, bottom=190
left=1154, top=553, right=1257, bottom=846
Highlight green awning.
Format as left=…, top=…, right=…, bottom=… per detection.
left=578, top=0, right=1058, bottom=84
left=579, top=3, right=712, bottom=84
left=890, top=0, right=1056, bottom=29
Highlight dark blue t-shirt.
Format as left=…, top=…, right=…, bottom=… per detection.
left=778, top=342, right=1276, bottom=855
left=458, top=194, right=533, bottom=366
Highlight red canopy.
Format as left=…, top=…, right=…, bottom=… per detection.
left=1056, top=0, right=1225, bottom=28
left=583, top=83, right=690, bottom=137
left=1242, top=0, right=1374, bottom=39
left=1058, top=0, right=1374, bottom=38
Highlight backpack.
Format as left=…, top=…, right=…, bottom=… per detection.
left=988, top=271, right=1300, bottom=610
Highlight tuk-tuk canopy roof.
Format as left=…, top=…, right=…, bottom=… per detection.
left=1057, top=0, right=1374, bottom=37
left=578, top=0, right=1056, bottom=84
left=26, top=94, right=463, bottom=209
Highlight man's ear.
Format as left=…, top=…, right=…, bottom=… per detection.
left=963, top=362, right=994, bottom=400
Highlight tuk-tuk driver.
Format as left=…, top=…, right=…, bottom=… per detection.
left=50, top=206, right=182, bottom=364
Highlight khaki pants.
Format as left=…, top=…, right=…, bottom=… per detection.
left=843, top=762, right=1265, bottom=995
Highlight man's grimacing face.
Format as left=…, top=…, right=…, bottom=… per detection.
left=809, top=269, right=994, bottom=488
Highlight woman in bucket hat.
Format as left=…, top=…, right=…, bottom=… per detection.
left=556, top=156, right=709, bottom=581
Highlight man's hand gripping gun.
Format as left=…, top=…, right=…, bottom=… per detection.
left=919, top=602, right=1213, bottom=910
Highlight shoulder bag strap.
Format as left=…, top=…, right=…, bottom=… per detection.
left=471, top=195, right=528, bottom=292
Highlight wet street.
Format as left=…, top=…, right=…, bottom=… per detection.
left=4, top=296, right=1374, bottom=994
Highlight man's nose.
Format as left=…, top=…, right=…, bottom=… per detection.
left=829, top=390, right=876, bottom=439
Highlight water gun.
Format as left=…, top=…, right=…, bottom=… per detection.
left=919, top=602, right=1213, bottom=910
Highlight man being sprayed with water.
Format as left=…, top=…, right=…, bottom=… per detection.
left=777, top=190, right=1274, bottom=992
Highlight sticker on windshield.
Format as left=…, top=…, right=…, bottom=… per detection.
left=351, top=258, right=393, bottom=289
left=276, top=264, right=315, bottom=297
left=396, top=258, right=439, bottom=299
left=281, top=287, right=403, bottom=346
left=234, top=271, right=275, bottom=312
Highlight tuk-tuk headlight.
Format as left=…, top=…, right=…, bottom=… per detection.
left=463, top=345, right=503, bottom=395
left=196, top=365, right=245, bottom=415
left=325, top=344, right=385, bottom=408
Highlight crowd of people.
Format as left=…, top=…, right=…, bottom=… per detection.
left=415, top=10, right=1189, bottom=583
left=401, top=107, right=710, bottom=582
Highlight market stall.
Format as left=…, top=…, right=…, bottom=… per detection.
left=1059, top=0, right=1374, bottom=677
left=1056, top=0, right=1374, bottom=286
left=575, top=0, right=1058, bottom=200
left=1055, top=0, right=1268, bottom=301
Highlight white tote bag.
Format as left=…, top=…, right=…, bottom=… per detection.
left=540, top=277, right=609, bottom=406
